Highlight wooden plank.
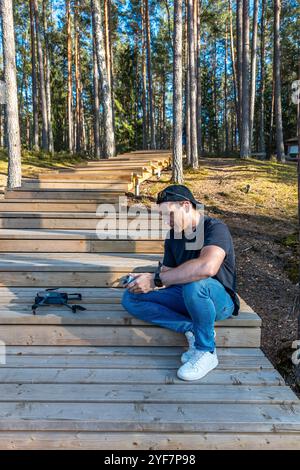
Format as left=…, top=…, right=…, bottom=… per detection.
left=0, top=367, right=284, bottom=386
left=0, top=252, right=161, bottom=271
left=0, top=272, right=128, bottom=287
left=0, top=217, right=162, bottom=229
left=5, top=190, right=124, bottom=200
left=0, top=202, right=123, bottom=212
left=0, top=211, right=160, bottom=218
left=1, top=353, right=272, bottom=369
left=0, top=308, right=261, bottom=327
left=0, top=325, right=261, bottom=347
left=22, top=183, right=132, bottom=191
left=0, top=287, right=124, bottom=301
left=0, top=403, right=299, bottom=432
left=4, top=346, right=264, bottom=356
left=38, top=172, right=138, bottom=181
left=0, top=384, right=295, bottom=405
left=0, top=287, right=257, bottom=316
left=0, top=240, right=164, bottom=253
left=0, top=229, right=166, bottom=239
left=0, top=431, right=298, bottom=450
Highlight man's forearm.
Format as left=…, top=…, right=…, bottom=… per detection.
left=160, top=258, right=213, bottom=287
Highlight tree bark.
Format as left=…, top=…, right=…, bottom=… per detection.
left=33, top=0, right=49, bottom=151
left=196, top=0, right=202, bottom=156
left=141, top=0, right=148, bottom=149
left=188, top=0, right=198, bottom=168
left=103, top=0, right=111, bottom=90
left=224, top=24, right=229, bottom=153
left=172, top=0, right=183, bottom=183
left=74, top=1, right=82, bottom=153
left=228, top=0, right=238, bottom=141
left=1, top=0, right=22, bottom=188
left=29, top=0, right=39, bottom=150
left=66, top=0, right=74, bottom=153
left=93, top=35, right=101, bottom=159
left=213, top=34, right=219, bottom=152
left=240, top=0, right=250, bottom=159
left=144, top=0, right=156, bottom=149
left=91, top=0, right=116, bottom=158
left=236, top=0, right=243, bottom=139
left=249, top=0, right=258, bottom=150
left=274, top=0, right=285, bottom=162
left=258, top=0, right=266, bottom=155
left=184, top=0, right=191, bottom=163
left=43, top=0, right=54, bottom=154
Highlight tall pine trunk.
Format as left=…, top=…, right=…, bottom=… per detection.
left=196, top=0, right=202, bottom=156
left=274, top=0, right=285, bottom=162
left=184, top=0, right=191, bottom=163
left=240, top=0, right=250, bottom=159
left=91, top=0, right=115, bottom=158
left=1, top=0, right=22, bottom=188
left=249, top=0, right=258, bottom=150
left=74, top=1, right=82, bottom=153
left=29, top=0, right=39, bottom=150
left=188, top=0, right=198, bottom=168
left=228, top=0, right=238, bottom=145
left=144, top=0, right=156, bottom=149
left=33, top=0, right=49, bottom=151
left=66, top=0, right=73, bottom=153
left=172, top=0, right=183, bottom=183
left=224, top=24, right=229, bottom=153
left=141, top=0, right=148, bottom=149
left=258, top=0, right=266, bottom=155
left=43, top=0, right=54, bottom=154
left=93, top=35, right=101, bottom=159
left=236, top=0, right=243, bottom=139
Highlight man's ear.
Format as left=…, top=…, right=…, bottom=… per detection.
left=184, top=201, right=192, bottom=212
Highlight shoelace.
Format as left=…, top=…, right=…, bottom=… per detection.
left=189, top=351, right=208, bottom=369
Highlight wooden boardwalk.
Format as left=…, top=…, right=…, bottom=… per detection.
left=0, top=150, right=299, bottom=449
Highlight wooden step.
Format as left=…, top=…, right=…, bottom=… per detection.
left=5, top=189, right=125, bottom=200
left=21, top=181, right=133, bottom=191
left=0, top=212, right=162, bottom=229
left=0, top=344, right=297, bottom=449
left=0, top=281, right=261, bottom=348
left=0, top=305, right=260, bottom=327
left=0, top=200, right=125, bottom=212
left=0, top=431, right=298, bottom=450
left=37, top=171, right=139, bottom=181
left=0, top=251, right=160, bottom=286
left=0, top=238, right=164, bottom=253
left=1, top=402, right=298, bottom=433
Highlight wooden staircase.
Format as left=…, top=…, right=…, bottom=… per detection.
left=0, top=151, right=299, bottom=450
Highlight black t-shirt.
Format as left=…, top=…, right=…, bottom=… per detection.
left=163, top=215, right=240, bottom=315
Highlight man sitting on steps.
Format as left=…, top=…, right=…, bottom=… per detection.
left=122, top=185, right=240, bottom=381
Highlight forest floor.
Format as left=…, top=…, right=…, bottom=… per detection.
left=138, top=156, right=300, bottom=396
left=0, top=149, right=86, bottom=189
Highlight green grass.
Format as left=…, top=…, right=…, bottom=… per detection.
left=0, top=149, right=87, bottom=186
left=142, top=157, right=298, bottom=222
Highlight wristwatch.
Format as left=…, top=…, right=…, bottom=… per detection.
left=154, top=271, right=164, bottom=288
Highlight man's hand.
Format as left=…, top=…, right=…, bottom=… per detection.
left=126, top=272, right=155, bottom=294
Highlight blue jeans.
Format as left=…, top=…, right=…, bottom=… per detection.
left=121, top=277, right=235, bottom=353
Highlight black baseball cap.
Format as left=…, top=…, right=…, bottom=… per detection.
left=156, top=185, right=200, bottom=207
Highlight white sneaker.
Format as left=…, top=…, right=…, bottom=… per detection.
left=177, top=349, right=219, bottom=381
left=181, top=330, right=216, bottom=364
